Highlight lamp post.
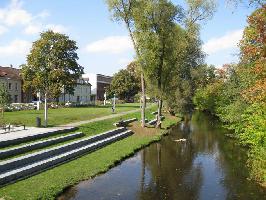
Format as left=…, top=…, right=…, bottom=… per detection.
left=104, top=92, right=107, bottom=105
left=37, top=91, right=41, bottom=111
left=43, top=44, right=54, bottom=127
left=113, top=93, right=116, bottom=111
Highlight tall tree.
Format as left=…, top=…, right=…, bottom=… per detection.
left=133, top=0, right=183, bottom=128
left=21, top=30, right=83, bottom=127
left=165, top=0, right=216, bottom=116
left=106, top=0, right=147, bottom=127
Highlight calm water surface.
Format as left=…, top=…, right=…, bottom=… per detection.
left=59, top=112, right=266, bottom=200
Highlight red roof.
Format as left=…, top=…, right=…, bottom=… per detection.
left=0, top=66, right=21, bottom=80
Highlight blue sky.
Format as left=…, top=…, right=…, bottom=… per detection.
left=0, top=0, right=255, bottom=75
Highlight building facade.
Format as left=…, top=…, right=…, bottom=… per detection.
left=58, top=78, right=91, bottom=104
left=0, top=66, right=22, bottom=103
left=83, top=73, right=112, bottom=102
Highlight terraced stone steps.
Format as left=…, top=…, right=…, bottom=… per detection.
left=0, top=127, right=133, bottom=186
left=0, top=127, right=78, bottom=148
left=0, top=132, right=84, bottom=160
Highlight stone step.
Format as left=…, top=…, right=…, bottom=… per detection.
left=0, top=127, right=127, bottom=173
left=0, top=127, right=78, bottom=148
left=0, top=132, right=85, bottom=160
left=0, top=130, right=133, bottom=186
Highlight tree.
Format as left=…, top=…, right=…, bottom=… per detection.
left=108, top=62, right=141, bottom=101
left=0, top=85, right=11, bottom=118
left=21, top=30, right=83, bottom=127
left=165, top=0, right=216, bottom=117
left=133, top=0, right=183, bottom=128
left=106, top=0, right=147, bottom=127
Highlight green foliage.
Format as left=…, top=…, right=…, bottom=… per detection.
left=21, top=30, right=84, bottom=99
left=108, top=62, right=140, bottom=101
left=193, top=5, right=266, bottom=184
left=0, top=85, right=11, bottom=116
left=240, top=102, right=266, bottom=147
left=247, top=147, right=266, bottom=184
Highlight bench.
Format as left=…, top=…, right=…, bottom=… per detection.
left=148, top=116, right=165, bottom=125
left=113, top=118, right=138, bottom=127
left=0, top=124, right=26, bottom=134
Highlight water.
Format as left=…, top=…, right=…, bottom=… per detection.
left=59, top=112, right=266, bottom=200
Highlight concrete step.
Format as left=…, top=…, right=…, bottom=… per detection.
left=0, top=127, right=127, bottom=173
left=0, top=130, right=133, bottom=186
left=0, top=127, right=78, bottom=148
left=0, top=132, right=84, bottom=160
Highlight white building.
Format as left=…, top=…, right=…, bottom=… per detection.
left=58, top=78, right=91, bottom=104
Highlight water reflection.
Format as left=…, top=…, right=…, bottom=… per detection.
left=58, top=112, right=266, bottom=200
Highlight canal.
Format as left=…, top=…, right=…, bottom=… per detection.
left=59, top=112, right=266, bottom=200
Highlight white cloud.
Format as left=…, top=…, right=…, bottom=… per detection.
left=86, top=36, right=133, bottom=54
left=45, top=24, right=67, bottom=33
left=24, top=23, right=42, bottom=35
left=36, top=10, right=50, bottom=19
left=24, top=23, right=68, bottom=35
left=0, top=25, right=8, bottom=35
left=203, top=29, right=243, bottom=54
left=0, top=0, right=32, bottom=26
left=117, top=58, right=132, bottom=66
left=0, top=0, right=66, bottom=36
left=0, top=39, right=31, bottom=56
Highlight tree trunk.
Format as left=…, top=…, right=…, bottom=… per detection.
left=1, top=107, right=4, bottom=118
left=156, top=99, right=163, bottom=128
left=44, top=93, right=48, bottom=127
left=141, top=72, right=146, bottom=127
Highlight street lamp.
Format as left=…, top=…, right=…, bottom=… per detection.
left=44, top=44, right=54, bottom=127
left=113, top=93, right=116, bottom=112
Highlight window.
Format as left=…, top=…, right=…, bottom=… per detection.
left=77, top=96, right=80, bottom=103
left=15, top=83, right=18, bottom=90
left=14, top=95, right=18, bottom=103
left=8, top=83, right=12, bottom=90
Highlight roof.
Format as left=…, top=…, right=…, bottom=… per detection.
left=96, top=74, right=113, bottom=79
left=0, top=66, right=21, bottom=80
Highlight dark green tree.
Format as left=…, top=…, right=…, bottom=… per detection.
left=108, top=62, right=141, bottom=101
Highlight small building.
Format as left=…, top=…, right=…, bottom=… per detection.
left=58, top=78, right=91, bottom=104
left=0, top=66, right=22, bottom=103
left=83, top=73, right=112, bottom=102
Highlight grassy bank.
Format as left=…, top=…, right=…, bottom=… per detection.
left=1, top=103, right=143, bottom=127
left=0, top=109, right=179, bottom=200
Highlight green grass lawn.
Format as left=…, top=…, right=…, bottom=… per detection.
left=1, top=103, right=144, bottom=127
left=0, top=108, right=179, bottom=200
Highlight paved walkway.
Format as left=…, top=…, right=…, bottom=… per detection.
left=60, top=108, right=142, bottom=127
left=0, top=127, right=72, bottom=142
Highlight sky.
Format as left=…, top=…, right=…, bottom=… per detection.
left=0, top=0, right=256, bottom=76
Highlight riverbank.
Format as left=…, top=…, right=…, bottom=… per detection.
left=0, top=109, right=179, bottom=200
